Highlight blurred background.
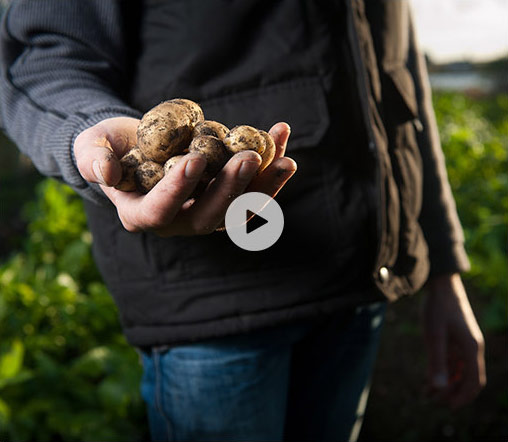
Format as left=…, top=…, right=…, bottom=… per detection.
left=361, top=1, right=508, bottom=441
left=0, top=1, right=506, bottom=441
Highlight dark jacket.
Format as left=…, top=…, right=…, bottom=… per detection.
left=0, top=0, right=469, bottom=346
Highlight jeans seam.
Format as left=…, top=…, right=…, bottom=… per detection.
left=154, top=350, right=174, bottom=441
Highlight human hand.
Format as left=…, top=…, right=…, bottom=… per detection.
left=73, top=117, right=296, bottom=236
left=423, top=273, right=486, bottom=409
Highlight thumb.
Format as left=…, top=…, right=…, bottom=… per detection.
left=82, top=145, right=122, bottom=186
left=74, top=125, right=132, bottom=187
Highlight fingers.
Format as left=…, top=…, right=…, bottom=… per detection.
left=101, top=153, right=207, bottom=232
left=171, top=151, right=262, bottom=235
left=73, top=117, right=139, bottom=186
left=425, top=322, right=487, bottom=409
left=268, top=122, right=291, bottom=159
left=447, top=337, right=486, bottom=409
left=245, top=121, right=296, bottom=197
left=246, top=157, right=297, bottom=198
left=170, top=123, right=294, bottom=235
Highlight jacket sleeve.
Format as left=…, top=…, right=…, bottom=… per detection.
left=406, top=12, right=470, bottom=276
left=0, top=0, right=142, bottom=204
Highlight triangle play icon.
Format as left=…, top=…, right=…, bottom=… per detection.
left=246, top=210, right=268, bottom=234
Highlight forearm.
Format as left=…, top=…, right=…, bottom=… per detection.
left=0, top=0, right=141, bottom=203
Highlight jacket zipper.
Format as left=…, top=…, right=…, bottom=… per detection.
left=343, top=0, right=384, bottom=278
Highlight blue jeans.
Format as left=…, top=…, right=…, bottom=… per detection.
left=140, top=302, right=386, bottom=442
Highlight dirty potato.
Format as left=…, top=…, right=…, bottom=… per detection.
left=119, top=99, right=279, bottom=196
left=257, top=130, right=276, bottom=174
left=189, top=135, right=231, bottom=182
left=135, top=160, right=164, bottom=194
left=136, top=99, right=204, bottom=163
left=163, top=154, right=185, bottom=175
left=170, top=98, right=205, bottom=126
left=193, top=120, right=229, bottom=140
left=224, top=125, right=266, bottom=156
left=115, top=146, right=146, bottom=191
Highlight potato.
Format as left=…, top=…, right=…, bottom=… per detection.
left=135, top=161, right=164, bottom=194
left=193, top=120, right=229, bottom=140
left=257, top=130, right=276, bottom=174
left=223, top=125, right=266, bottom=156
left=170, top=98, right=204, bottom=126
left=189, top=135, right=231, bottom=182
left=117, top=99, right=280, bottom=196
left=163, top=154, right=185, bottom=175
left=115, top=147, right=146, bottom=191
left=137, top=99, right=204, bottom=163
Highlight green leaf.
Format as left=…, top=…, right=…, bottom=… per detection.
left=71, top=346, right=112, bottom=379
left=0, top=339, right=24, bottom=381
left=0, top=397, right=11, bottom=427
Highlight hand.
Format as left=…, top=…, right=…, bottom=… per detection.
left=423, top=273, right=486, bottom=409
left=73, top=117, right=297, bottom=236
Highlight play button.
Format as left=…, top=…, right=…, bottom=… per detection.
left=225, top=192, right=284, bottom=251
left=246, top=210, right=268, bottom=233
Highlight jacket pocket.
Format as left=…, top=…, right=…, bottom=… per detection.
left=199, top=77, right=330, bottom=151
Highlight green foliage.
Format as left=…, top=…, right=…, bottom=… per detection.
left=0, top=180, right=147, bottom=442
left=433, top=92, right=508, bottom=331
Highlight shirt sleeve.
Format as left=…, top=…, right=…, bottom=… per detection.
left=0, top=0, right=142, bottom=204
left=407, top=11, right=470, bottom=276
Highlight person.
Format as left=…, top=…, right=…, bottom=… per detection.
left=0, top=1, right=486, bottom=441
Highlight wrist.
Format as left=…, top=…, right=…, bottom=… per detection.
left=425, top=273, right=462, bottom=297
left=424, top=274, right=474, bottom=314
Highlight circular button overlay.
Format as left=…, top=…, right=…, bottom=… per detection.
left=225, top=192, right=284, bottom=251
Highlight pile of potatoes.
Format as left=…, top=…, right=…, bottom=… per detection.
left=115, top=98, right=276, bottom=194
